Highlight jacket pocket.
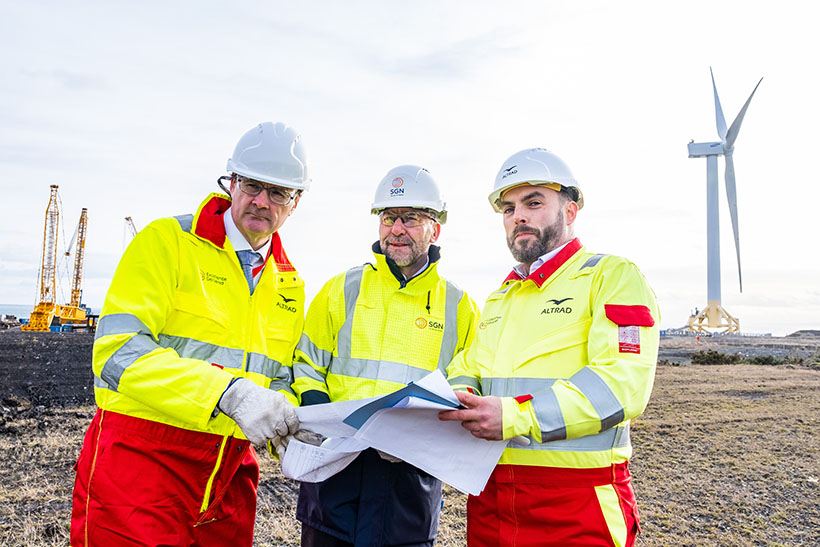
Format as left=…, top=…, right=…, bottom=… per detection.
left=513, top=317, right=591, bottom=372
left=172, top=291, right=229, bottom=327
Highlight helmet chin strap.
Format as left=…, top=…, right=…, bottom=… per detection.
left=217, top=175, right=232, bottom=196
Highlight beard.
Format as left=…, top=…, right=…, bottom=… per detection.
left=507, top=211, right=565, bottom=265
left=382, top=235, right=429, bottom=267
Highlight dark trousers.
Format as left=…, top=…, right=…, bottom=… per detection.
left=301, top=523, right=354, bottom=547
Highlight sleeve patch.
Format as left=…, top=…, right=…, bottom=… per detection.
left=605, top=304, right=655, bottom=327
left=618, top=326, right=641, bottom=354
left=514, top=394, right=533, bottom=404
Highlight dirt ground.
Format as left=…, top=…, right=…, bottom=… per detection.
left=1, top=330, right=819, bottom=546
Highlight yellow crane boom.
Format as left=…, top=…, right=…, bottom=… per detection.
left=70, top=209, right=88, bottom=308
left=23, top=186, right=89, bottom=332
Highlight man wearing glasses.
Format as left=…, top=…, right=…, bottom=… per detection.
left=292, top=165, right=480, bottom=546
left=71, top=122, right=308, bottom=547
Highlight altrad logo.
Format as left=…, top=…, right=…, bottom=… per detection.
left=277, top=294, right=298, bottom=313
left=501, top=165, right=518, bottom=179
left=542, top=297, right=573, bottom=315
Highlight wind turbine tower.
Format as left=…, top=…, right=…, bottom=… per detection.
left=687, top=68, right=762, bottom=333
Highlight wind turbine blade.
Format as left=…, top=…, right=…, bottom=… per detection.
left=726, top=77, right=763, bottom=148
left=711, top=67, right=728, bottom=141
left=724, top=152, right=743, bottom=292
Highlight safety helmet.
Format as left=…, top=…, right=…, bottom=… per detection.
left=226, top=122, right=310, bottom=191
left=488, top=148, right=583, bottom=212
left=370, top=165, right=448, bottom=224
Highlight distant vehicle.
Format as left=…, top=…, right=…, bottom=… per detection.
left=1, top=314, right=22, bottom=330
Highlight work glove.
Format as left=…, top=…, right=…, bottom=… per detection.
left=376, top=449, right=402, bottom=463
left=271, top=429, right=325, bottom=459
left=217, top=378, right=298, bottom=445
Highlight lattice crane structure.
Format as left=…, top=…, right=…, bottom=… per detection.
left=22, top=186, right=89, bottom=331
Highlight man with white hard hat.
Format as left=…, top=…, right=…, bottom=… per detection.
left=440, top=148, right=660, bottom=546
left=71, top=122, right=310, bottom=546
left=292, top=165, right=480, bottom=546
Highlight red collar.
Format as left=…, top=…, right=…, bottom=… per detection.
left=192, top=194, right=296, bottom=273
left=503, top=238, right=582, bottom=288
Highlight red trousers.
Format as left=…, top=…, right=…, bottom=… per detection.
left=467, top=463, right=640, bottom=547
left=71, top=409, right=259, bottom=547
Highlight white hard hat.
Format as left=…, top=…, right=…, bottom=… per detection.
left=226, top=122, right=310, bottom=191
left=489, top=148, right=583, bottom=212
left=371, top=165, right=448, bottom=224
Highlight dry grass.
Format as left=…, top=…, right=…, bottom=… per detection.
left=0, top=408, right=90, bottom=546
left=2, top=363, right=819, bottom=546
left=631, top=364, right=820, bottom=546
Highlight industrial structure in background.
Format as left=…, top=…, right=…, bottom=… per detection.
left=22, top=185, right=94, bottom=332
left=123, top=216, right=138, bottom=249
left=686, top=69, right=762, bottom=334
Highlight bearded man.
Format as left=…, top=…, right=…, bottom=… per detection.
left=441, top=148, right=660, bottom=547
left=291, top=165, right=479, bottom=546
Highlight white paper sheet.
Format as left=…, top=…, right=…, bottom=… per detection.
left=281, top=370, right=508, bottom=495
left=294, top=396, right=379, bottom=438
left=354, top=405, right=508, bottom=495
left=281, top=436, right=369, bottom=483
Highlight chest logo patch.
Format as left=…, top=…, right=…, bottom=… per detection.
left=200, top=270, right=226, bottom=286
left=618, top=325, right=641, bottom=353
left=276, top=298, right=298, bottom=313
left=541, top=296, right=573, bottom=315
left=415, top=317, right=443, bottom=330
left=479, top=316, right=501, bottom=330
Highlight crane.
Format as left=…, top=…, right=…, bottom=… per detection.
left=125, top=216, right=137, bottom=238
left=68, top=208, right=88, bottom=309
left=23, top=186, right=89, bottom=332
left=123, top=216, right=138, bottom=250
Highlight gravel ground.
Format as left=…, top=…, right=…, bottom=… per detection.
left=1, top=329, right=819, bottom=545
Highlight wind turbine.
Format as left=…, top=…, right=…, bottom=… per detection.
left=687, top=68, right=762, bottom=333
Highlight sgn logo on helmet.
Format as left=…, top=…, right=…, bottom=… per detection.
left=390, top=177, right=405, bottom=196
left=370, top=165, right=448, bottom=224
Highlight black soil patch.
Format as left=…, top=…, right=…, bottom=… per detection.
left=0, top=331, right=94, bottom=409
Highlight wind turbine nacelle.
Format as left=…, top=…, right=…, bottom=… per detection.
left=688, top=141, right=724, bottom=158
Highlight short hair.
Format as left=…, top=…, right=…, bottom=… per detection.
left=559, top=186, right=580, bottom=205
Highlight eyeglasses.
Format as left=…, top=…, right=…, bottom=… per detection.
left=237, top=178, right=298, bottom=206
left=379, top=211, right=435, bottom=227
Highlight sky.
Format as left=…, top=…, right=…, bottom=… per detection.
left=1, top=1, right=818, bottom=336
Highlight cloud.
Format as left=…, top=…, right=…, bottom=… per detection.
left=375, top=30, right=523, bottom=79
left=17, top=68, right=106, bottom=91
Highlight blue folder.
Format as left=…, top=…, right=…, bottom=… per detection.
left=343, top=382, right=464, bottom=429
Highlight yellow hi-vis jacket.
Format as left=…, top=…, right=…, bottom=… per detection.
left=92, top=193, right=303, bottom=437
left=292, top=244, right=479, bottom=403
left=447, top=238, right=660, bottom=469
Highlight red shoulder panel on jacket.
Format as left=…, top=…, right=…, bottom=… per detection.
left=194, top=196, right=231, bottom=248
left=604, top=304, right=655, bottom=327
left=270, top=232, right=296, bottom=272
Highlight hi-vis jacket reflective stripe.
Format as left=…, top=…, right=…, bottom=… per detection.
left=93, top=193, right=303, bottom=436
left=292, top=244, right=479, bottom=544
left=293, top=244, right=479, bottom=404
left=447, top=238, right=660, bottom=469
